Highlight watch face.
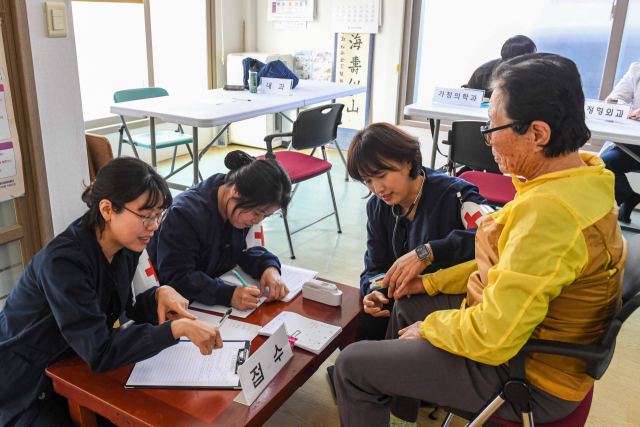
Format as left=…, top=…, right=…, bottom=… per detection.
left=416, top=245, right=429, bottom=260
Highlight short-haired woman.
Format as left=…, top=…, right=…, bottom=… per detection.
left=335, top=53, right=625, bottom=427
left=147, top=151, right=292, bottom=311
left=347, top=123, right=489, bottom=341
left=0, top=157, right=223, bottom=427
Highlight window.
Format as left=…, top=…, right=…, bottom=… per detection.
left=401, top=0, right=635, bottom=123
left=72, top=0, right=211, bottom=127
left=73, top=1, right=148, bottom=122
left=613, top=0, right=640, bottom=89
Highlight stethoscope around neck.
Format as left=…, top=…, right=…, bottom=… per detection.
left=390, top=170, right=426, bottom=259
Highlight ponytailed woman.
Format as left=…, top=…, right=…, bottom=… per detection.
left=147, top=150, right=292, bottom=311
left=0, top=157, right=223, bottom=427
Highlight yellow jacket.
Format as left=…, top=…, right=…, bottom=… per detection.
left=420, top=153, right=626, bottom=401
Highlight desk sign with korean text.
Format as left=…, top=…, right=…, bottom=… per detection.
left=585, top=99, right=631, bottom=124
left=234, top=323, right=293, bottom=406
left=260, top=78, right=293, bottom=96
left=433, top=87, right=484, bottom=108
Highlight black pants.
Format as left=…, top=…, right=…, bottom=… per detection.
left=6, top=393, right=73, bottom=427
left=356, top=290, right=394, bottom=342
left=601, top=144, right=640, bottom=205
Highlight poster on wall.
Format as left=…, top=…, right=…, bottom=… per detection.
left=0, top=29, right=25, bottom=203
left=294, top=50, right=333, bottom=82
left=268, top=0, right=314, bottom=22
left=333, top=33, right=373, bottom=131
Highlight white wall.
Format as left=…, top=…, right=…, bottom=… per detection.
left=26, top=0, right=89, bottom=235
left=254, top=0, right=405, bottom=124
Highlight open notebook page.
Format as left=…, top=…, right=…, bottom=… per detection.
left=126, top=341, right=246, bottom=388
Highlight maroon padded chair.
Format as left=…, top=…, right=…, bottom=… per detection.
left=444, top=121, right=522, bottom=207
left=257, top=103, right=344, bottom=259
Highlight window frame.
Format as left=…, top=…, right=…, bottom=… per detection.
left=72, top=0, right=217, bottom=131
left=397, top=0, right=631, bottom=128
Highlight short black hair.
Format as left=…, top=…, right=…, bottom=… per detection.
left=347, top=123, right=422, bottom=183
left=501, top=35, right=537, bottom=61
left=490, top=53, right=591, bottom=158
left=224, top=150, right=292, bottom=216
left=82, top=157, right=172, bottom=232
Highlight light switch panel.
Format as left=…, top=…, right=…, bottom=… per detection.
left=45, top=2, right=67, bottom=38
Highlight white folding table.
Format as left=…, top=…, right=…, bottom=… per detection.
left=110, top=81, right=365, bottom=191
left=404, top=100, right=640, bottom=169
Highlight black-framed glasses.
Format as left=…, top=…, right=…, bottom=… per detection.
left=123, top=207, right=164, bottom=228
left=480, top=120, right=527, bottom=145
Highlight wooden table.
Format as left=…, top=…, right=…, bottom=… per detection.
left=46, top=281, right=363, bottom=427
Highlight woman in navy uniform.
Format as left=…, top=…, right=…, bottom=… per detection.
left=0, top=158, right=223, bottom=427
left=347, top=123, right=490, bottom=340
left=147, top=151, right=292, bottom=312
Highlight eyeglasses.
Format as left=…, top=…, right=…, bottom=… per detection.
left=480, top=120, right=527, bottom=145
left=123, top=207, right=165, bottom=228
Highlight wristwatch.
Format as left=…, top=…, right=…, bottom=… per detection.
left=415, top=244, right=432, bottom=265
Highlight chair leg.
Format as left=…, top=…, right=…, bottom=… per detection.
left=118, top=128, right=124, bottom=157
left=440, top=413, right=454, bottom=427
left=171, top=146, right=177, bottom=173
left=326, top=171, right=342, bottom=234
left=282, top=211, right=296, bottom=259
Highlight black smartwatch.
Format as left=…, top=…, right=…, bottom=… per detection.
left=415, top=244, right=432, bottom=264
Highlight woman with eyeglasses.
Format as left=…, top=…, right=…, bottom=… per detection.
left=147, top=150, right=292, bottom=312
left=346, top=123, right=489, bottom=341
left=0, top=157, right=224, bottom=427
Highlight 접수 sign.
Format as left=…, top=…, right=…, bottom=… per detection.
left=433, top=87, right=484, bottom=108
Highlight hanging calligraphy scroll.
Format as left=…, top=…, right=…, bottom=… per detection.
left=333, top=33, right=373, bottom=136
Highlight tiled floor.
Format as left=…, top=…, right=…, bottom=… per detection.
left=151, top=141, right=640, bottom=427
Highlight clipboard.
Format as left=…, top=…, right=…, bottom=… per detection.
left=125, top=340, right=251, bottom=389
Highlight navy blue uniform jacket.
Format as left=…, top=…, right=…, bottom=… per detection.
left=147, top=173, right=281, bottom=306
left=0, top=219, right=177, bottom=426
left=361, top=167, right=487, bottom=295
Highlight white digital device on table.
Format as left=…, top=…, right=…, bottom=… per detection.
left=302, top=279, right=343, bottom=306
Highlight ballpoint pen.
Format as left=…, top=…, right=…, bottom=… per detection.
left=218, top=308, right=233, bottom=328
left=232, top=269, right=250, bottom=288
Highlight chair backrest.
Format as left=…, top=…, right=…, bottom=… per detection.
left=447, top=120, right=502, bottom=174
left=290, top=103, right=344, bottom=150
left=113, top=87, right=169, bottom=104
left=622, top=235, right=640, bottom=304
left=588, top=289, right=640, bottom=379
left=86, top=133, right=114, bottom=181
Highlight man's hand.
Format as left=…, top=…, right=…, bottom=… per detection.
left=383, top=244, right=433, bottom=298
left=398, top=321, right=423, bottom=340
left=171, top=319, right=223, bottom=355
left=156, top=286, right=197, bottom=324
left=260, top=267, right=289, bottom=302
left=231, top=285, right=261, bottom=310
left=629, top=108, right=640, bottom=121
left=363, top=290, right=390, bottom=317
left=393, top=276, right=427, bottom=300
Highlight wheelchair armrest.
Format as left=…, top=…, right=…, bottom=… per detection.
left=264, top=132, right=294, bottom=160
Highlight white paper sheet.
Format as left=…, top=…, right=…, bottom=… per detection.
left=187, top=309, right=261, bottom=341
left=259, top=311, right=341, bottom=355
left=218, top=265, right=317, bottom=303
left=126, top=341, right=246, bottom=388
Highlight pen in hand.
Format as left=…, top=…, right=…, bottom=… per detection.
left=232, top=269, right=250, bottom=288
left=218, top=308, right=233, bottom=329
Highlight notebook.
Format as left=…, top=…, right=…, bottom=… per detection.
left=190, top=265, right=318, bottom=318
left=218, top=265, right=318, bottom=303
left=125, top=340, right=250, bottom=389
left=258, top=311, right=341, bottom=355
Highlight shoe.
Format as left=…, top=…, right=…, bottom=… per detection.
left=619, top=193, right=640, bottom=223
left=390, top=414, right=417, bottom=427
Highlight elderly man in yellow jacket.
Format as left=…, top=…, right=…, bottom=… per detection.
left=334, top=53, right=626, bottom=427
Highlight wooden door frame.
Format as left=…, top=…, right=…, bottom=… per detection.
left=0, top=0, right=53, bottom=265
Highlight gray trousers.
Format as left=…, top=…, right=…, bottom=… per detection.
left=334, top=293, right=580, bottom=427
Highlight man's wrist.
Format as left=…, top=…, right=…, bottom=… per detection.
left=415, top=244, right=432, bottom=264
